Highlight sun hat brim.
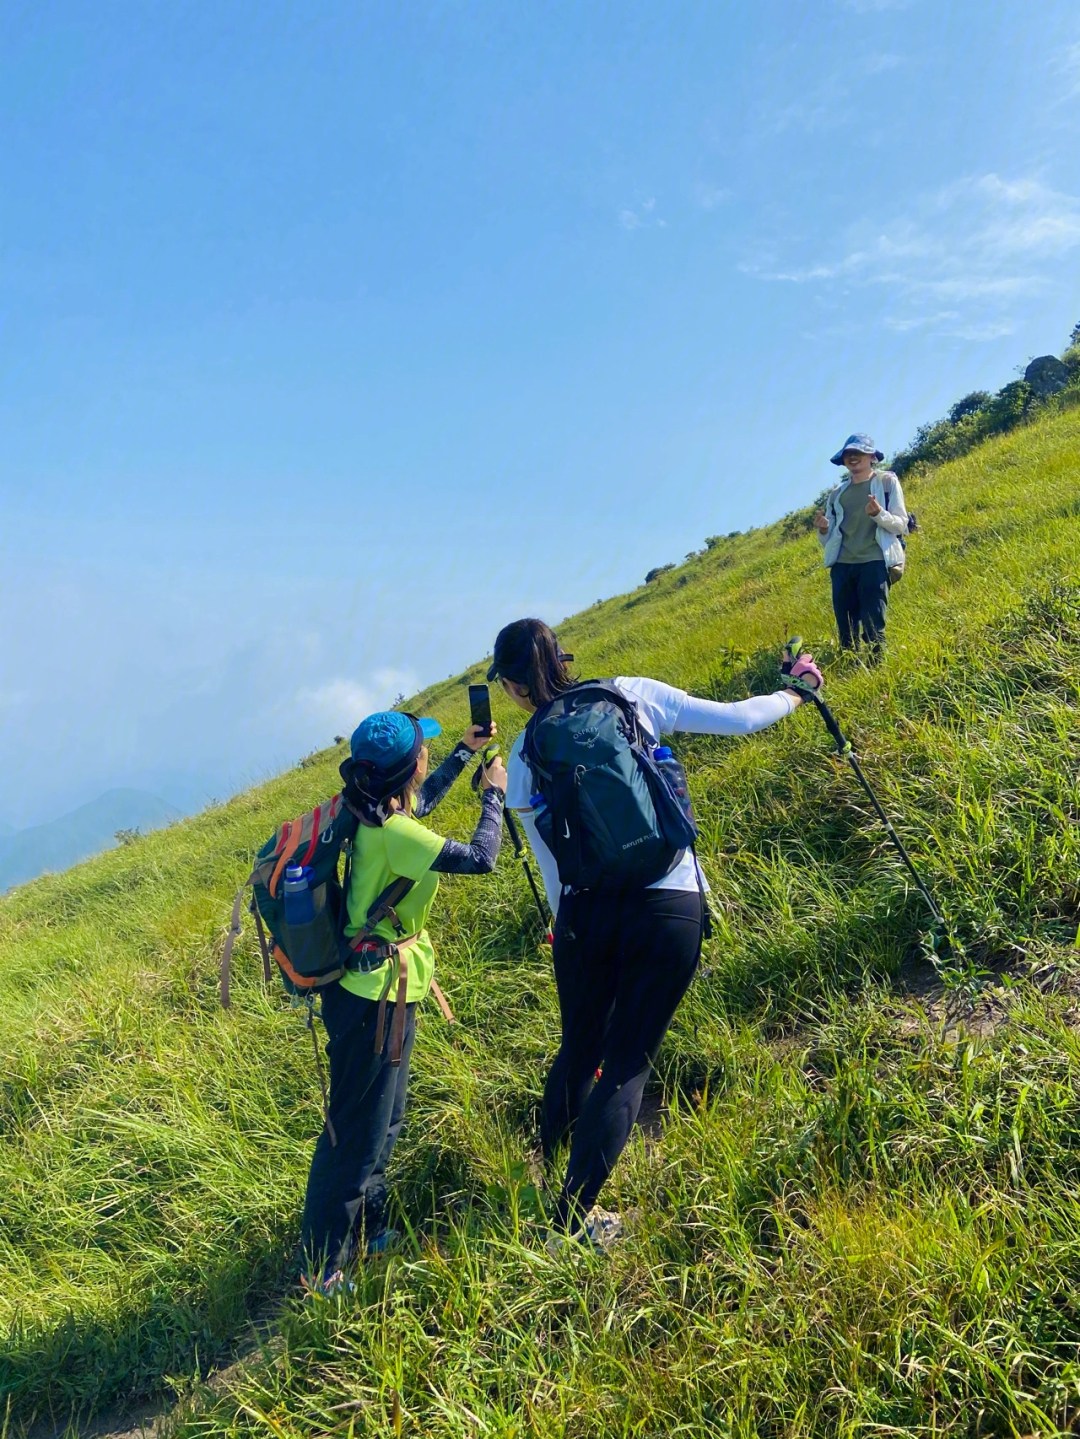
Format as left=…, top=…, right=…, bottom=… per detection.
left=830, top=433, right=885, bottom=465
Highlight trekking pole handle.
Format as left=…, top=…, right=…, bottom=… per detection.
left=472, top=741, right=502, bottom=793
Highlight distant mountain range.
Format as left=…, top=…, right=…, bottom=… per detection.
left=0, top=789, right=182, bottom=892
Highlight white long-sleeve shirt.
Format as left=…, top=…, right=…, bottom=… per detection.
left=505, top=676, right=798, bottom=916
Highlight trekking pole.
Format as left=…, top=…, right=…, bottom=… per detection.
left=784, top=637, right=945, bottom=930
left=473, top=743, right=553, bottom=936
left=503, top=805, right=553, bottom=937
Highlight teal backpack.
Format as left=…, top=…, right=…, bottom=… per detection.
left=522, top=681, right=699, bottom=892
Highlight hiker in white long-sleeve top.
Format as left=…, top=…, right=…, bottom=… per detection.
left=488, top=617, right=824, bottom=1250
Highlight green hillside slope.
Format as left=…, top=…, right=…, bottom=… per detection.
left=2, top=401, right=1080, bottom=1435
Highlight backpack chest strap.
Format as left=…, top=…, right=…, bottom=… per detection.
left=347, top=927, right=420, bottom=972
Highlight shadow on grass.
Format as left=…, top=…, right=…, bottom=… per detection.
left=0, top=1234, right=295, bottom=1426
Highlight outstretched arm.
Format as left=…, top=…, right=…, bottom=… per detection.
left=671, top=689, right=799, bottom=735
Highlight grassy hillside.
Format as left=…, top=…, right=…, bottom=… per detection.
left=2, top=399, right=1080, bottom=1435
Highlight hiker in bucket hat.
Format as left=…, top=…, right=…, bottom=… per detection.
left=301, top=707, right=507, bottom=1294
left=813, top=433, right=909, bottom=660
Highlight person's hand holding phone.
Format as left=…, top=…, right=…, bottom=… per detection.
left=462, top=722, right=498, bottom=751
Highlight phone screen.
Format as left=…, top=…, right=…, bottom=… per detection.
left=468, top=684, right=493, bottom=736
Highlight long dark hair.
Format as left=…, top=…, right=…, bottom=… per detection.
left=490, top=618, right=576, bottom=706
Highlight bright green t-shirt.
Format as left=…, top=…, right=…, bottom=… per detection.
left=340, top=812, right=444, bottom=1004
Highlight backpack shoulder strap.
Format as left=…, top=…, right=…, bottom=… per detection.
left=586, top=679, right=649, bottom=743
left=361, top=874, right=416, bottom=939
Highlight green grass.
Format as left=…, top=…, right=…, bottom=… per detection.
left=2, top=401, right=1080, bottom=1435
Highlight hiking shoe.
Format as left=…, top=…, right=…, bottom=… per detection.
left=301, top=1266, right=355, bottom=1299
left=582, top=1206, right=623, bottom=1249
left=365, top=1229, right=399, bottom=1256
left=545, top=1206, right=624, bottom=1257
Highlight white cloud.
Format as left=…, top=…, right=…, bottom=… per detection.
left=765, top=53, right=904, bottom=134
left=882, top=310, right=960, bottom=333
left=297, top=668, right=419, bottom=737
left=1053, top=41, right=1080, bottom=101
left=695, top=183, right=732, bottom=211
left=743, top=172, right=1080, bottom=340
left=618, top=197, right=665, bottom=230
left=942, top=319, right=1018, bottom=342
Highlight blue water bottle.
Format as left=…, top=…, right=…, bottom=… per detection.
left=283, top=863, right=315, bottom=926
left=652, top=747, right=695, bottom=829
left=529, top=793, right=548, bottom=820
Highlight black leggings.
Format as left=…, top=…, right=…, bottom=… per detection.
left=542, top=887, right=704, bottom=1227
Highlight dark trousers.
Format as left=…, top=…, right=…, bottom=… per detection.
left=830, top=558, right=889, bottom=650
left=300, top=981, right=417, bottom=1270
left=542, top=887, right=704, bottom=1227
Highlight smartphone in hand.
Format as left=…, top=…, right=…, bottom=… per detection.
left=468, top=683, right=494, bottom=737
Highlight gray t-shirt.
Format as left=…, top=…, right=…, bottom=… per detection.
left=837, top=481, right=882, bottom=564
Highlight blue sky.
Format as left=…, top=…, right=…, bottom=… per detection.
left=1, top=0, right=1078, bottom=824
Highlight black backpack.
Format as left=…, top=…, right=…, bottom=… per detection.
left=522, top=681, right=698, bottom=891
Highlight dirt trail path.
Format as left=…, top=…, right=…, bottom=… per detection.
left=21, top=1321, right=268, bottom=1439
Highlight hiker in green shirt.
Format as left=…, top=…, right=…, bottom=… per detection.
left=301, top=709, right=506, bottom=1292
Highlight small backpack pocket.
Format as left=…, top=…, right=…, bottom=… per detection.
left=278, top=882, right=344, bottom=979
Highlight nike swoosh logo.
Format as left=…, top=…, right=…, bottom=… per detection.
left=563, top=820, right=571, bottom=839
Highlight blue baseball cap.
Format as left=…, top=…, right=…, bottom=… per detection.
left=350, top=711, right=440, bottom=768
left=830, top=432, right=885, bottom=466
left=347, top=711, right=441, bottom=801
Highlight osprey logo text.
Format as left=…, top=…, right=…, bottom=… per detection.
left=572, top=727, right=600, bottom=747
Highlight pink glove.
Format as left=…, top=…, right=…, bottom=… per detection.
left=780, top=651, right=824, bottom=697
